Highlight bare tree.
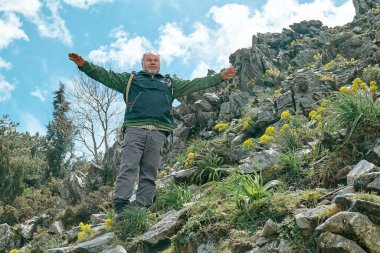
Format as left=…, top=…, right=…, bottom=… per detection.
left=68, top=73, right=124, bottom=164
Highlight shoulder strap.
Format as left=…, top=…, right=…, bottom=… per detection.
left=124, top=73, right=135, bottom=104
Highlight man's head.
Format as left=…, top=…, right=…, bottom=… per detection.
left=141, top=52, right=160, bottom=74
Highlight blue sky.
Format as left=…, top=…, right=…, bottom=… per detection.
left=0, top=0, right=355, bottom=135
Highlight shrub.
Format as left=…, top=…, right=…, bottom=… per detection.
left=362, top=64, right=380, bottom=84
left=190, top=150, right=230, bottom=184
left=324, top=91, right=380, bottom=144
left=114, top=206, right=151, bottom=240
left=152, top=182, right=192, bottom=212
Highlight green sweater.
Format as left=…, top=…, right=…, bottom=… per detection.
left=79, top=61, right=223, bottom=131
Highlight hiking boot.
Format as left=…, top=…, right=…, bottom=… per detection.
left=113, top=199, right=129, bottom=221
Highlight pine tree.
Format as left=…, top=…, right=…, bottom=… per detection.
left=0, top=115, right=24, bottom=204
left=46, top=83, right=74, bottom=178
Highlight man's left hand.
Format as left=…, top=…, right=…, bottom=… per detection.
left=221, top=67, right=237, bottom=80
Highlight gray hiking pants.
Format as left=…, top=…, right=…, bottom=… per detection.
left=114, top=127, right=166, bottom=206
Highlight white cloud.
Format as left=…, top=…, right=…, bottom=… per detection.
left=88, top=26, right=153, bottom=69
left=157, top=0, right=354, bottom=77
left=0, top=0, right=72, bottom=47
left=0, top=58, right=12, bottom=69
left=190, top=61, right=211, bottom=79
left=0, top=13, right=29, bottom=49
left=21, top=113, right=46, bottom=135
left=0, top=74, right=15, bottom=103
left=83, top=0, right=354, bottom=77
left=31, top=88, right=48, bottom=102
left=0, top=0, right=41, bottom=17
left=31, top=0, right=73, bottom=47
left=63, top=0, right=114, bottom=9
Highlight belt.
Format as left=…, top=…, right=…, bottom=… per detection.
left=129, top=124, right=168, bottom=133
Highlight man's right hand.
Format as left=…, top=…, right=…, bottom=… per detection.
left=68, top=53, right=85, bottom=67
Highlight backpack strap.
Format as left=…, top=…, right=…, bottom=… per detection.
left=124, top=73, right=135, bottom=104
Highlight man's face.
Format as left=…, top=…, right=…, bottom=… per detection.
left=142, top=53, right=160, bottom=74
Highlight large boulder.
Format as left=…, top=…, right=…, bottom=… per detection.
left=316, top=212, right=380, bottom=253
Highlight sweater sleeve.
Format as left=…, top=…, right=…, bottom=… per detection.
left=172, top=73, right=223, bottom=98
left=79, top=61, right=130, bottom=94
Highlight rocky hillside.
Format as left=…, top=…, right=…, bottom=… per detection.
left=1, top=0, right=380, bottom=253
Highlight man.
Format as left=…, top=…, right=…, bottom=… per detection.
left=68, top=52, right=237, bottom=215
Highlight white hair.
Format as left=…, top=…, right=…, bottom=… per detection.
left=141, top=52, right=160, bottom=65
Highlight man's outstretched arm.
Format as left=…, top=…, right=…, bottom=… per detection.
left=173, top=67, right=237, bottom=98
left=68, top=52, right=129, bottom=94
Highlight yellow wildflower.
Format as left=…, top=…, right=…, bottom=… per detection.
left=243, top=139, right=253, bottom=148
left=370, top=80, right=377, bottom=87
left=350, top=87, right=358, bottom=93
left=340, top=86, right=349, bottom=93
left=265, top=126, right=276, bottom=136
left=82, top=224, right=92, bottom=234
left=315, top=115, right=323, bottom=122
left=78, top=231, right=84, bottom=240
left=79, top=222, right=84, bottom=227
left=280, top=124, right=290, bottom=132
left=259, top=134, right=275, bottom=143
left=165, top=166, right=171, bottom=171
left=308, top=110, right=317, bottom=119
left=214, top=123, right=229, bottom=132
left=321, top=100, right=329, bottom=107
left=369, top=85, right=378, bottom=92
left=149, top=213, right=157, bottom=220
left=187, top=152, right=196, bottom=160
left=9, top=250, right=19, bottom=253
left=353, top=77, right=362, bottom=86
left=280, top=110, right=291, bottom=120
left=184, top=160, right=193, bottom=168
left=316, top=107, right=325, bottom=113
left=360, top=82, right=367, bottom=89
left=105, top=218, right=113, bottom=229
left=242, top=120, right=249, bottom=131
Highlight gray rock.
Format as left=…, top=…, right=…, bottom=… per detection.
left=203, top=93, right=221, bottom=106
left=59, top=171, right=90, bottom=205
left=20, top=216, right=40, bottom=240
left=347, top=160, right=376, bottom=185
left=197, top=242, right=216, bottom=253
left=142, top=210, right=182, bottom=245
left=318, top=231, right=367, bottom=253
left=366, top=138, right=380, bottom=167
left=278, top=239, right=292, bottom=253
left=335, top=166, right=353, bottom=181
left=316, top=212, right=380, bottom=253
left=91, top=214, right=108, bottom=225
left=294, top=204, right=338, bottom=235
left=261, top=219, right=277, bottom=237
left=218, top=90, right=250, bottom=120
left=231, top=134, right=245, bottom=146
left=46, top=232, right=116, bottom=253
left=0, top=224, right=21, bottom=253
left=353, top=26, right=363, bottom=34
left=101, top=245, right=127, bottom=253
left=194, top=99, right=213, bottom=112
left=48, top=220, right=65, bottom=235
left=201, top=131, right=216, bottom=139
left=348, top=199, right=380, bottom=226
left=334, top=186, right=356, bottom=197
left=239, top=149, right=280, bottom=173
left=354, top=172, right=380, bottom=194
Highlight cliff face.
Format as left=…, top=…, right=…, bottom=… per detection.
left=170, top=1, right=380, bottom=149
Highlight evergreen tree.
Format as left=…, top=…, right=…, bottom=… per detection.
left=46, top=82, right=74, bottom=178
left=0, top=115, right=25, bottom=204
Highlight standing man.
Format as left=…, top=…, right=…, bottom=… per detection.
left=68, top=52, right=237, bottom=215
